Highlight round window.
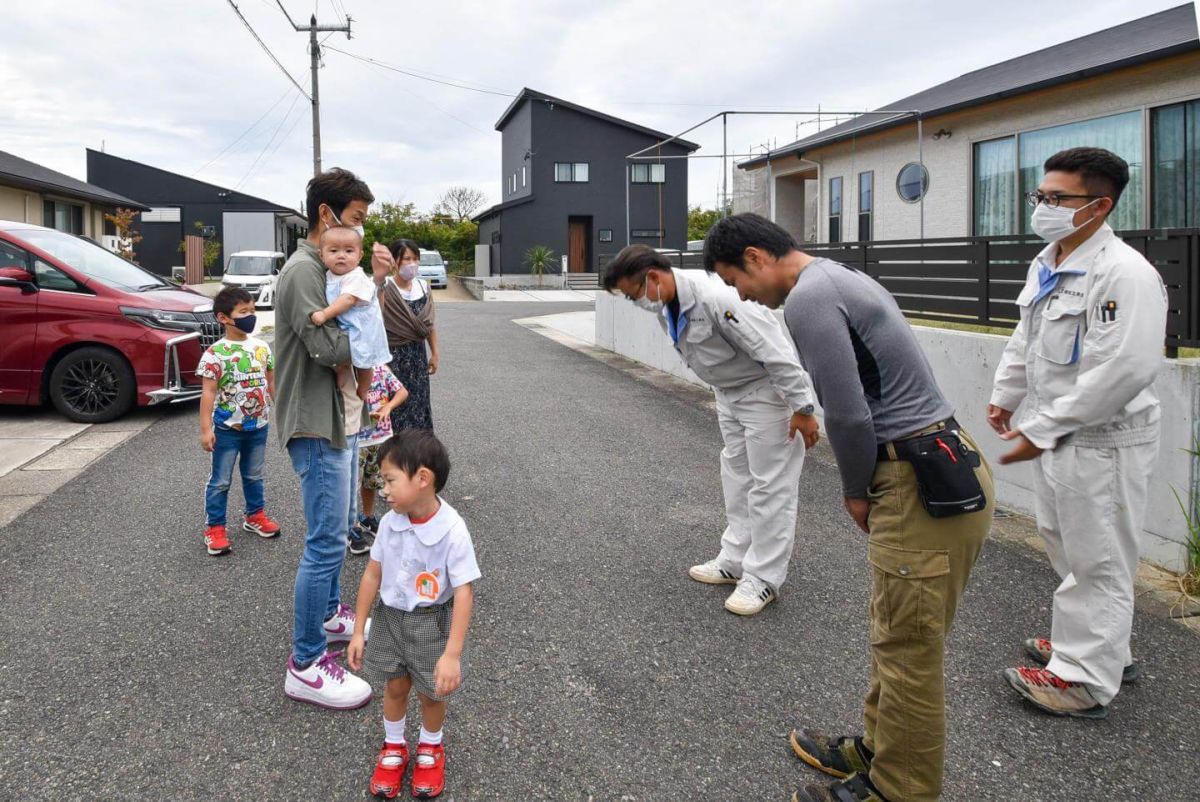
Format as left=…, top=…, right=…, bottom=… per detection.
left=896, top=162, right=929, bottom=203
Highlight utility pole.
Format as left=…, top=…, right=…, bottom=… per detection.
left=275, top=3, right=352, bottom=176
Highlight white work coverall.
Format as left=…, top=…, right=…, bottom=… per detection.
left=652, top=269, right=815, bottom=589
left=991, top=223, right=1167, bottom=705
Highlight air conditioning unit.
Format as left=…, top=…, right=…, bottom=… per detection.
left=100, top=235, right=121, bottom=252
left=171, top=266, right=187, bottom=282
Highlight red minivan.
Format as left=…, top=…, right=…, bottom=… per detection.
left=0, top=220, right=220, bottom=422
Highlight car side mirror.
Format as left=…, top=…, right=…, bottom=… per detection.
left=0, top=267, right=37, bottom=293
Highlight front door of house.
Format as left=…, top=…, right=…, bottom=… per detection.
left=567, top=217, right=591, bottom=273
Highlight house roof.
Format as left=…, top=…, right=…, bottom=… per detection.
left=471, top=193, right=535, bottom=223
left=86, top=149, right=304, bottom=218
left=740, top=3, right=1200, bottom=169
left=0, top=149, right=149, bottom=210
left=494, top=88, right=701, bottom=152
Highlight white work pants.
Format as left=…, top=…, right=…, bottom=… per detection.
left=714, top=383, right=806, bottom=589
left=1032, top=435, right=1159, bottom=705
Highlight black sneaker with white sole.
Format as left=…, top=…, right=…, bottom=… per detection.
left=347, top=524, right=374, bottom=556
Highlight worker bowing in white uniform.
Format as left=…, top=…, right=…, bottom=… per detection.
left=604, top=244, right=819, bottom=616
left=988, top=147, right=1168, bottom=719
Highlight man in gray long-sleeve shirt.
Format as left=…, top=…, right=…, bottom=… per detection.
left=705, top=214, right=993, bottom=802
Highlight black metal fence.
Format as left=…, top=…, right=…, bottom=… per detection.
left=604, top=229, right=1200, bottom=355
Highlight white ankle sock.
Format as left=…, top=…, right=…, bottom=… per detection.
left=419, top=725, right=443, bottom=745
left=384, top=717, right=406, bottom=745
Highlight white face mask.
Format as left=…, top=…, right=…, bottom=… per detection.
left=1030, top=198, right=1100, bottom=243
left=632, top=278, right=663, bottom=312
left=330, top=208, right=365, bottom=238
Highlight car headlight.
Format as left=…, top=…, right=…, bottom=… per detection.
left=121, top=306, right=202, bottom=332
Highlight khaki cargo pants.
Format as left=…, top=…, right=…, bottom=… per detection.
left=862, top=427, right=993, bottom=802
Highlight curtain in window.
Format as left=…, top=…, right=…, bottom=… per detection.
left=1152, top=101, right=1199, bottom=228
left=1018, top=111, right=1144, bottom=232
left=974, top=137, right=1015, bottom=235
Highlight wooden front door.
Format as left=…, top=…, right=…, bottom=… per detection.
left=567, top=217, right=590, bottom=273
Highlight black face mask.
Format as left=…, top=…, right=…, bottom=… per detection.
left=233, top=314, right=257, bottom=334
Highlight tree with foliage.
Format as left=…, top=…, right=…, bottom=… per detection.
left=103, top=207, right=143, bottom=263
left=687, top=205, right=729, bottom=241
left=178, top=220, right=221, bottom=278
left=434, top=186, right=487, bottom=222
left=362, top=200, right=479, bottom=275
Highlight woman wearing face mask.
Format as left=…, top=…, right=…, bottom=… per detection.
left=380, top=238, right=437, bottom=434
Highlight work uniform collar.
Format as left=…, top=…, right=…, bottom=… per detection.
left=670, top=268, right=699, bottom=315
left=1034, top=222, right=1114, bottom=276
left=386, top=498, right=453, bottom=546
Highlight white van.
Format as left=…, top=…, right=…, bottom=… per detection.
left=221, top=250, right=286, bottom=308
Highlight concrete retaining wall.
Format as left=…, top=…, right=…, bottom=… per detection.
left=595, top=288, right=1200, bottom=573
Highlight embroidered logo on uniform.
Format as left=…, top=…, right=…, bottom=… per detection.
left=723, top=310, right=739, bottom=324
left=1097, top=300, right=1118, bottom=322
left=414, top=569, right=441, bottom=600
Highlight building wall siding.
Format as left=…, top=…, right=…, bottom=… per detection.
left=747, top=51, right=1200, bottom=242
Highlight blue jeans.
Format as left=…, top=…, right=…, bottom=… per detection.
left=204, top=425, right=268, bottom=526
left=287, top=435, right=354, bottom=666
left=348, top=432, right=361, bottom=535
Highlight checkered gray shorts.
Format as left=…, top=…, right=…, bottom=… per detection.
left=361, top=598, right=460, bottom=701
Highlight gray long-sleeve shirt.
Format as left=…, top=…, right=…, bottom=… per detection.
left=783, top=258, right=953, bottom=498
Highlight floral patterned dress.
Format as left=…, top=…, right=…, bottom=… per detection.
left=388, top=289, right=434, bottom=432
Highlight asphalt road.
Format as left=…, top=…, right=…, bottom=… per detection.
left=2, top=301, right=1198, bottom=801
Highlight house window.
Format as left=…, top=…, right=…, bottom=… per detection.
left=631, top=229, right=664, bottom=238
left=631, top=163, right=666, bottom=183
left=141, top=207, right=181, bottom=223
left=896, top=163, right=929, bottom=203
left=857, top=171, right=873, bottom=241
left=43, top=200, right=84, bottom=234
left=974, top=137, right=1016, bottom=235
left=599, top=229, right=613, bottom=243
left=521, top=166, right=527, bottom=188
left=1018, top=110, right=1142, bottom=232
left=828, top=176, right=842, bottom=243
left=555, top=162, right=589, bottom=182
left=1152, top=99, right=1200, bottom=228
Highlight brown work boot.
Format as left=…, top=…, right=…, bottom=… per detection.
left=1022, top=637, right=1140, bottom=682
left=1003, top=666, right=1107, bottom=719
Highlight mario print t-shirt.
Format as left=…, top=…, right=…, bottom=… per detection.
left=370, top=499, right=482, bottom=611
left=196, top=337, right=274, bottom=431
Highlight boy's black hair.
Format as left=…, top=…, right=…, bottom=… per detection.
left=703, top=213, right=797, bottom=273
left=213, top=285, right=253, bottom=318
left=305, top=167, right=375, bottom=228
left=1043, top=147, right=1129, bottom=209
left=388, top=238, right=421, bottom=262
left=600, top=244, right=671, bottom=292
left=378, top=430, right=451, bottom=493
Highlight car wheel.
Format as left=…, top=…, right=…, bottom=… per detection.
left=48, top=346, right=136, bottom=423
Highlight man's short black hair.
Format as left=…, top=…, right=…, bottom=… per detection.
left=703, top=213, right=797, bottom=272
left=305, top=167, right=375, bottom=228
left=1043, top=147, right=1129, bottom=209
left=378, top=430, right=451, bottom=493
left=213, top=285, right=253, bottom=318
left=600, top=244, right=671, bottom=292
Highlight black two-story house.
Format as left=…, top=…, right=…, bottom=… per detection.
left=474, top=89, right=699, bottom=276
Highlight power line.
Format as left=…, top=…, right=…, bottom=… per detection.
left=225, top=0, right=312, bottom=100
left=348, top=54, right=494, bottom=136
left=322, top=45, right=517, bottom=97
left=191, top=88, right=293, bottom=176
left=236, top=90, right=305, bottom=189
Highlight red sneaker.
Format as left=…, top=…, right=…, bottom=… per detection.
left=410, top=743, right=445, bottom=798
left=369, top=742, right=409, bottom=799
left=204, top=524, right=231, bottom=556
left=243, top=510, right=281, bottom=538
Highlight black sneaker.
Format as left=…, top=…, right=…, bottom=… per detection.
left=348, top=525, right=374, bottom=556
left=791, top=729, right=873, bottom=779
left=794, top=773, right=890, bottom=802
left=358, top=514, right=380, bottom=534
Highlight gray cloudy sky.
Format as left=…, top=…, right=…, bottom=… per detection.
left=1, top=0, right=1188, bottom=215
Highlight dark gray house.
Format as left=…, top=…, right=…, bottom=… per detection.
left=474, top=89, right=699, bottom=275
left=87, top=150, right=307, bottom=277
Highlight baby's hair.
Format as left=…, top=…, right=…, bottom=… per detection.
left=213, top=285, right=254, bottom=318
left=378, top=430, right=451, bottom=493
left=319, top=224, right=363, bottom=247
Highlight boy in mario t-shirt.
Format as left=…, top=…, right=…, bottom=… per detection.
left=346, top=430, right=480, bottom=800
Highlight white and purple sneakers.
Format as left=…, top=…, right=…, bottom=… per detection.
left=322, top=602, right=356, bottom=644
left=284, top=650, right=371, bottom=710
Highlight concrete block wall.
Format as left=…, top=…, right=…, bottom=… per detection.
left=595, top=289, right=1200, bottom=573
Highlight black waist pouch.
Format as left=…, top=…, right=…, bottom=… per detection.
left=892, top=432, right=986, bottom=518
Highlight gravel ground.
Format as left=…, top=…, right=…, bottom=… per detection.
left=1, top=301, right=1197, bottom=801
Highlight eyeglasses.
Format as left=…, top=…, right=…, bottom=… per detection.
left=1024, top=191, right=1104, bottom=208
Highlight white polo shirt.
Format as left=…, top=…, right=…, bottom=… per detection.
left=370, top=499, right=481, bottom=611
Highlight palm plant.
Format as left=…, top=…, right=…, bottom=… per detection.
left=524, top=245, right=556, bottom=287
